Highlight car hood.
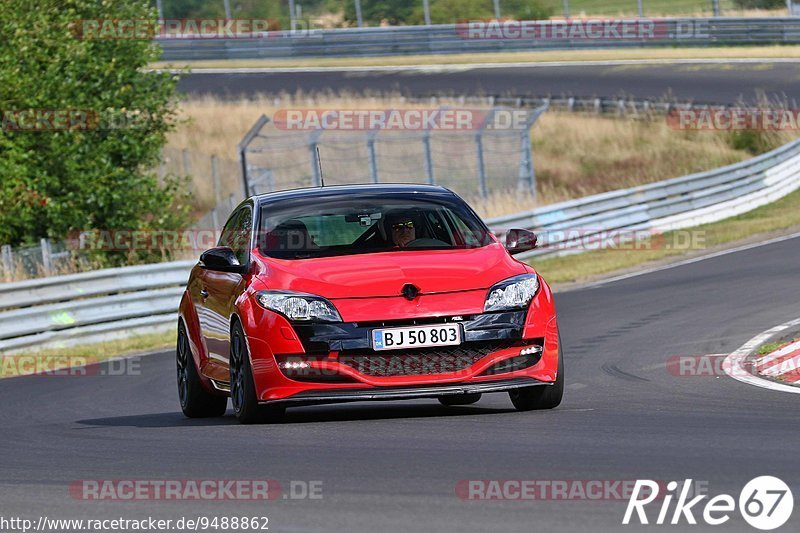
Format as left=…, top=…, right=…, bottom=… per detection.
left=257, top=243, right=528, bottom=299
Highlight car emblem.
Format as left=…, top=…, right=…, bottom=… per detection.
left=402, top=284, right=420, bottom=300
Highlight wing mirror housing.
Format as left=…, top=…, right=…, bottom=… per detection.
left=505, top=229, right=538, bottom=255
left=200, top=247, right=248, bottom=274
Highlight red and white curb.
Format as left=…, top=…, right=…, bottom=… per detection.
left=723, top=317, right=800, bottom=394
left=756, top=339, right=800, bottom=383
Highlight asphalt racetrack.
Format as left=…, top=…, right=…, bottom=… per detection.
left=2, top=233, right=799, bottom=532
left=178, top=61, right=800, bottom=105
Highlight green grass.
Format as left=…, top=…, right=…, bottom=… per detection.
left=540, top=0, right=758, bottom=17
left=758, top=341, right=784, bottom=355
left=532, top=186, right=800, bottom=285
left=1, top=330, right=175, bottom=379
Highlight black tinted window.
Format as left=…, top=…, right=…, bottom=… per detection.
left=258, top=195, right=491, bottom=260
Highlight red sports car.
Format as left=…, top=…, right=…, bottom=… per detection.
left=177, top=185, right=563, bottom=423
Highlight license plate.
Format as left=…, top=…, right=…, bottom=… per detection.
left=372, top=324, right=461, bottom=351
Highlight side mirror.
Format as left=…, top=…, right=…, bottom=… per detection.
left=200, top=247, right=247, bottom=274
left=505, top=229, right=538, bottom=255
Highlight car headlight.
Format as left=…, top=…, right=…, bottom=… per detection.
left=484, top=274, right=540, bottom=312
left=256, top=291, right=342, bottom=322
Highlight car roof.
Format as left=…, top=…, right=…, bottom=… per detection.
left=254, top=184, right=455, bottom=205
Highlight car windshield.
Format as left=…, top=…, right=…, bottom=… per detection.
left=258, top=194, right=493, bottom=259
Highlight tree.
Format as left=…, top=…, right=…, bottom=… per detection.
left=0, top=0, right=189, bottom=259
left=732, top=0, right=784, bottom=8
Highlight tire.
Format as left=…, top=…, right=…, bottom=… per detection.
left=509, top=339, right=564, bottom=411
left=229, top=321, right=285, bottom=425
left=438, top=393, right=482, bottom=406
left=177, top=321, right=227, bottom=418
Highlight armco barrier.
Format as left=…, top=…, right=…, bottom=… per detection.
left=2, top=138, right=800, bottom=353
left=0, top=261, right=194, bottom=353
left=158, top=18, right=800, bottom=61
left=487, top=138, right=800, bottom=260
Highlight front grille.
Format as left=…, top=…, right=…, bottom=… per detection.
left=338, top=340, right=519, bottom=377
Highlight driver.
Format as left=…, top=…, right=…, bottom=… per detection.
left=386, top=212, right=417, bottom=248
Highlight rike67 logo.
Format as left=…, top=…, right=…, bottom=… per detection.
left=623, top=477, right=793, bottom=530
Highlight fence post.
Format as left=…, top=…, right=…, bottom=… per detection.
left=712, top=0, right=720, bottom=17
left=562, top=0, right=570, bottom=19
left=288, top=0, right=296, bottom=30
left=181, top=148, right=191, bottom=176
left=475, top=132, right=488, bottom=199
left=210, top=157, right=221, bottom=229
left=637, top=0, right=644, bottom=17
left=308, top=129, right=324, bottom=187
left=423, top=130, right=435, bottom=185
left=517, top=104, right=548, bottom=197
left=367, top=129, right=380, bottom=183
left=238, top=115, right=271, bottom=200
left=41, top=238, right=52, bottom=277
left=354, top=0, right=363, bottom=27
left=1, top=245, right=12, bottom=282
left=475, top=108, right=499, bottom=199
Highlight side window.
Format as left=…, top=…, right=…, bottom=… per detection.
left=447, top=211, right=480, bottom=247
left=218, top=209, right=242, bottom=250
left=218, top=207, right=253, bottom=265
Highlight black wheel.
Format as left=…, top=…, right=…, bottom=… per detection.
left=438, top=393, right=482, bottom=406
left=177, top=321, right=227, bottom=418
left=509, top=340, right=564, bottom=411
left=230, top=321, right=285, bottom=425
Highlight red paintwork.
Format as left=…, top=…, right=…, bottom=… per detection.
left=259, top=243, right=526, bottom=299
left=179, top=239, right=560, bottom=403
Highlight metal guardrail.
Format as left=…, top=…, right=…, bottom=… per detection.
left=159, top=18, right=800, bottom=60
left=487, top=138, right=800, bottom=259
left=2, top=138, right=800, bottom=353
left=0, top=261, right=194, bottom=353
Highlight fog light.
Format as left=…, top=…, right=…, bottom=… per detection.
left=519, top=346, right=543, bottom=357
left=278, top=361, right=312, bottom=370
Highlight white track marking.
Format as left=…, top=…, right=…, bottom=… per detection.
left=723, top=317, right=800, bottom=394
left=156, top=58, right=800, bottom=75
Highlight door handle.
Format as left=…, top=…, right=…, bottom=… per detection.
left=200, top=288, right=209, bottom=299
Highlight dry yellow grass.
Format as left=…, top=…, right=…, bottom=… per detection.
left=169, top=94, right=795, bottom=218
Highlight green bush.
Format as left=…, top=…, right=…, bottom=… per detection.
left=0, top=0, right=190, bottom=265
left=731, top=0, right=785, bottom=9
left=726, top=129, right=786, bottom=155
left=347, top=0, right=552, bottom=26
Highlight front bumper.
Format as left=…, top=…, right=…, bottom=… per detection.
left=243, top=283, right=560, bottom=403
left=260, top=377, right=550, bottom=407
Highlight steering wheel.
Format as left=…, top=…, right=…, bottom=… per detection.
left=405, top=238, right=449, bottom=248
